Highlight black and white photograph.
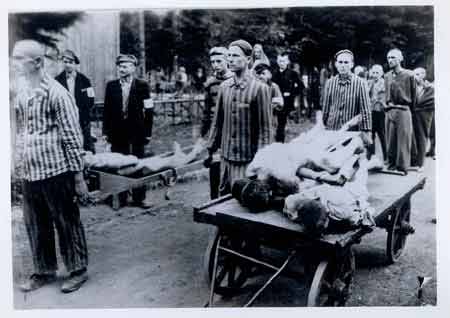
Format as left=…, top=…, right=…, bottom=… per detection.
left=5, top=0, right=444, bottom=312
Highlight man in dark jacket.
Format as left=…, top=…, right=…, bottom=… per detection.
left=272, top=52, right=304, bottom=142
left=411, top=67, right=434, bottom=170
left=55, top=50, right=95, bottom=152
left=103, top=54, right=152, bottom=208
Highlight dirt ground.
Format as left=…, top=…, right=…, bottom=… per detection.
left=11, top=120, right=436, bottom=308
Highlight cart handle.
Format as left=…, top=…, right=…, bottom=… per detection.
left=193, top=194, right=233, bottom=212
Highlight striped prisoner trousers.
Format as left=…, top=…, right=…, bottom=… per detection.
left=22, top=172, right=88, bottom=275
left=219, top=159, right=249, bottom=196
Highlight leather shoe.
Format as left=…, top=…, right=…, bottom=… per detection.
left=61, top=271, right=88, bottom=293
left=20, top=273, right=57, bottom=292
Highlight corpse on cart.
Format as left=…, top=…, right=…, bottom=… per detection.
left=85, top=139, right=208, bottom=209
left=194, top=113, right=426, bottom=306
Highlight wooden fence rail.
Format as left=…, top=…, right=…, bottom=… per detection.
left=91, top=97, right=206, bottom=127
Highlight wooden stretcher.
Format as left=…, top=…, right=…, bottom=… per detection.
left=87, top=146, right=215, bottom=209
left=193, top=170, right=426, bottom=307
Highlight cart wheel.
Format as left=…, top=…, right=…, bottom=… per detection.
left=203, top=228, right=255, bottom=296
left=307, top=248, right=355, bottom=306
left=386, top=199, right=414, bottom=264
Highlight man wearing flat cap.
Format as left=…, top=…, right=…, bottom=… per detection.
left=103, top=54, right=152, bottom=208
left=321, top=49, right=372, bottom=136
left=201, top=47, right=233, bottom=199
left=201, top=47, right=233, bottom=138
left=206, top=39, right=273, bottom=195
left=56, top=50, right=96, bottom=153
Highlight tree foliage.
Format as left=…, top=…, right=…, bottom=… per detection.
left=9, top=12, right=84, bottom=51
left=127, top=6, right=433, bottom=76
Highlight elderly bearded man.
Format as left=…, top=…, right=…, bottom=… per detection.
left=321, top=50, right=372, bottom=137
left=11, top=40, right=90, bottom=293
left=205, top=39, right=273, bottom=196
left=384, top=48, right=417, bottom=175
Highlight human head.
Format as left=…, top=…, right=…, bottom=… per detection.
left=209, top=46, right=228, bottom=74
left=414, top=67, right=426, bottom=84
left=254, top=62, right=272, bottom=83
left=179, top=66, right=186, bottom=73
left=285, top=196, right=329, bottom=236
left=387, top=48, right=403, bottom=70
left=116, top=54, right=137, bottom=79
left=228, top=39, right=252, bottom=73
left=253, top=44, right=263, bottom=60
left=354, top=65, right=365, bottom=78
left=61, top=49, right=79, bottom=73
left=232, top=178, right=272, bottom=212
left=11, top=39, right=45, bottom=77
left=334, top=49, right=354, bottom=76
left=277, top=52, right=290, bottom=70
left=370, top=64, right=384, bottom=80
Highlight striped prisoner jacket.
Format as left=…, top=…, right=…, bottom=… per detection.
left=201, top=70, right=234, bottom=137
left=207, top=73, right=273, bottom=163
left=322, top=73, right=372, bottom=131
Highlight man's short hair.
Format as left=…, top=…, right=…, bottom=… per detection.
left=370, top=64, right=384, bottom=74
left=334, top=49, right=354, bottom=62
left=278, top=51, right=290, bottom=59
left=414, top=67, right=426, bottom=75
left=387, top=48, right=404, bottom=62
left=209, top=46, right=228, bottom=57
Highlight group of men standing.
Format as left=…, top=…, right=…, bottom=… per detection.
left=203, top=42, right=435, bottom=200
left=55, top=50, right=154, bottom=210
left=10, top=36, right=434, bottom=296
left=366, top=49, right=435, bottom=175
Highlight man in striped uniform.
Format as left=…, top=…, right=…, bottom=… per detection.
left=11, top=40, right=89, bottom=293
left=384, top=48, right=417, bottom=175
left=200, top=47, right=233, bottom=138
left=205, top=39, right=273, bottom=195
left=321, top=49, right=372, bottom=141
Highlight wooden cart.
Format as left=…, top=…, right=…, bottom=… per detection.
left=193, top=171, right=426, bottom=307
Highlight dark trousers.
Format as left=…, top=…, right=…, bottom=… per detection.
left=111, top=140, right=147, bottom=203
left=428, top=114, right=435, bottom=156
left=144, top=109, right=154, bottom=138
left=209, top=161, right=221, bottom=199
left=411, top=110, right=434, bottom=167
left=22, top=172, right=88, bottom=275
left=275, top=111, right=288, bottom=143
left=370, top=111, right=387, bottom=160
left=81, top=121, right=95, bottom=153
